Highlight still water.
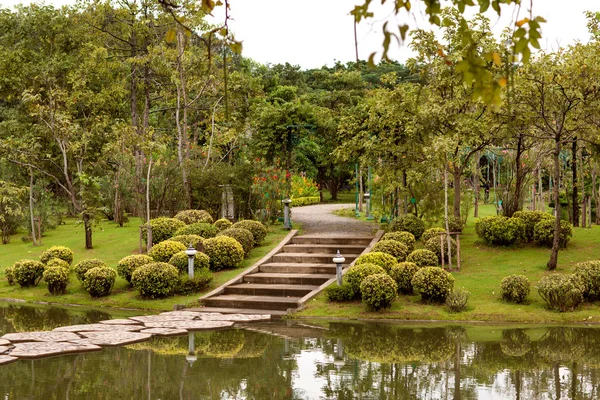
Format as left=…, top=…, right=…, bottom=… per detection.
left=1, top=303, right=600, bottom=399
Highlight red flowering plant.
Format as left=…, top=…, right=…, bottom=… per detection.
left=251, top=159, right=288, bottom=223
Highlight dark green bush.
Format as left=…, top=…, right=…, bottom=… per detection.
left=82, top=267, right=116, bottom=298
left=500, top=275, right=530, bottom=304
left=389, top=214, right=425, bottom=239
left=232, top=220, right=268, bottom=244
left=116, top=254, right=154, bottom=284
left=371, top=240, right=409, bottom=262
left=537, top=274, right=585, bottom=312
left=43, top=266, right=69, bottom=295
left=45, top=258, right=69, bottom=270
left=175, top=269, right=213, bottom=295
left=214, top=218, right=233, bottom=231
left=168, top=251, right=210, bottom=275
left=446, top=216, right=464, bottom=233
left=217, top=228, right=254, bottom=255
left=146, top=217, right=186, bottom=244
left=203, top=236, right=245, bottom=271
left=381, top=231, right=415, bottom=252
left=131, top=262, right=180, bottom=299
left=573, top=261, right=600, bottom=301
left=533, top=218, right=573, bottom=248
left=74, top=259, right=107, bottom=283
left=149, top=240, right=187, bottom=263
left=421, top=227, right=446, bottom=244
left=325, top=283, right=356, bottom=302
left=175, top=222, right=219, bottom=239
left=445, top=287, right=470, bottom=312
left=346, top=263, right=386, bottom=297
left=354, top=252, right=397, bottom=273
left=168, top=234, right=204, bottom=248
left=411, top=266, right=455, bottom=303
left=513, top=211, right=554, bottom=242
left=13, top=259, right=46, bottom=287
left=174, top=209, right=214, bottom=225
left=474, top=216, right=525, bottom=246
left=406, top=249, right=439, bottom=267
left=40, top=246, right=74, bottom=265
left=424, top=236, right=457, bottom=263
left=4, top=265, right=15, bottom=286
left=388, top=262, right=420, bottom=294
left=360, top=273, right=398, bottom=311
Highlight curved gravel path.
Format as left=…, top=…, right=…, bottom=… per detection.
left=291, top=203, right=378, bottom=236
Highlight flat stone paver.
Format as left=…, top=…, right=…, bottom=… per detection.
left=54, top=324, right=143, bottom=333
left=198, top=313, right=271, bottom=322
left=10, top=341, right=101, bottom=359
left=0, top=355, right=18, bottom=365
left=0, top=346, right=11, bottom=353
left=77, top=331, right=153, bottom=346
left=129, top=314, right=196, bottom=323
left=143, top=320, right=234, bottom=331
left=139, top=328, right=188, bottom=337
left=292, top=203, right=377, bottom=236
left=100, top=319, right=143, bottom=325
left=0, top=339, right=10, bottom=346
left=2, top=331, right=81, bottom=343
left=159, top=311, right=204, bottom=318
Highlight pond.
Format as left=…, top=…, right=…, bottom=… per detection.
left=0, top=303, right=599, bottom=399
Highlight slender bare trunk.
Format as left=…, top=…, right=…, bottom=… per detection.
left=548, top=140, right=561, bottom=270
left=572, top=138, right=579, bottom=227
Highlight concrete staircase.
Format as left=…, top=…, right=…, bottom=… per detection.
left=195, top=232, right=377, bottom=317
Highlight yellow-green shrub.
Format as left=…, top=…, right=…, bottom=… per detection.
left=354, top=252, right=397, bottom=273
left=411, top=267, right=455, bottom=303
left=175, top=222, right=219, bottom=239
left=149, top=240, right=187, bottom=263
left=46, top=258, right=69, bottom=270
left=360, top=273, right=397, bottom=311
left=145, top=217, right=186, bottom=244
left=116, top=254, right=154, bottom=284
left=203, top=236, right=244, bottom=271
left=346, top=263, right=386, bottom=298
left=74, top=259, right=107, bottom=283
left=217, top=228, right=254, bottom=255
left=13, top=259, right=45, bottom=287
left=132, top=262, right=179, bottom=299
left=500, top=275, right=530, bottom=304
left=291, top=196, right=320, bottom=207
left=214, top=218, right=232, bottom=231
left=381, top=231, right=415, bottom=252
left=232, top=220, right=268, bottom=244
left=43, top=266, right=69, bottom=295
left=513, top=211, right=554, bottom=242
left=574, top=260, right=600, bottom=301
left=389, top=214, right=425, bottom=239
left=40, top=246, right=74, bottom=265
left=421, top=228, right=446, bottom=244
left=82, top=267, right=116, bottom=298
left=388, top=262, right=420, bottom=294
left=371, top=240, right=409, bottom=262
left=168, top=251, right=210, bottom=275
left=168, top=234, right=204, bottom=248
left=537, top=274, right=584, bottom=312
left=4, top=265, right=15, bottom=286
left=424, top=236, right=457, bottom=263
left=406, top=249, right=438, bottom=267
left=533, top=219, right=573, bottom=248
left=174, top=209, right=214, bottom=225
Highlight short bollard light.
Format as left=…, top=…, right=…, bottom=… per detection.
left=282, top=198, right=292, bottom=230
left=185, top=244, right=197, bottom=279
left=333, top=250, right=345, bottom=286
left=364, top=192, right=373, bottom=220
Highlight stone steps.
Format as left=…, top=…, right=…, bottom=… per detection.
left=280, top=244, right=367, bottom=254
left=224, top=283, right=319, bottom=297
left=243, top=272, right=334, bottom=285
left=290, top=236, right=373, bottom=245
left=271, top=252, right=360, bottom=264
left=259, top=263, right=341, bottom=274
left=203, top=295, right=301, bottom=311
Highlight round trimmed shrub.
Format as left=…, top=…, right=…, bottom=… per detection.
left=232, top=220, right=268, bottom=244
left=168, top=235, right=204, bottom=248
left=116, top=254, right=154, bottom=284
left=354, top=252, right=397, bottom=273
left=371, top=240, right=409, bottom=262
left=4, top=265, right=15, bottom=286
left=501, top=275, right=530, bottom=304
left=40, top=246, right=74, bottom=266
left=325, top=283, right=356, bottom=302
left=131, top=262, right=179, bottom=299
left=43, top=266, right=69, bottom=295
left=214, top=218, right=233, bottom=231
left=474, top=216, right=525, bottom=246
left=537, top=273, right=584, bottom=312
left=146, top=217, right=186, bottom=244
left=175, top=223, right=219, bottom=239
left=174, top=209, right=214, bottom=225
left=406, top=249, right=439, bottom=267
left=74, top=259, right=107, bottom=283
left=12, top=259, right=45, bottom=287
left=83, top=267, right=116, bottom=298
left=446, top=216, right=464, bottom=234
left=346, top=263, right=386, bottom=297
left=533, top=218, right=573, bottom=248
left=381, top=231, right=415, bottom=252
left=203, top=236, right=245, bottom=271
left=513, top=211, right=554, bottom=242
left=573, top=260, right=600, bottom=301
left=424, top=236, right=457, bottom=263
left=446, top=287, right=469, bottom=312
left=168, top=251, right=210, bottom=274
left=175, top=269, right=213, bottom=295
left=360, top=273, right=398, bottom=311
left=421, top=228, right=446, bottom=244
left=388, top=262, right=420, bottom=294
left=217, top=228, right=254, bottom=255
left=389, top=214, right=425, bottom=239
left=46, top=258, right=69, bottom=270
left=412, top=266, right=455, bottom=303
left=149, top=240, right=187, bottom=263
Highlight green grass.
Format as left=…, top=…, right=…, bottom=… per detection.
left=298, top=203, right=600, bottom=324
left=0, top=219, right=290, bottom=311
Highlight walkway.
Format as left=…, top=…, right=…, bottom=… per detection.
left=291, top=203, right=378, bottom=236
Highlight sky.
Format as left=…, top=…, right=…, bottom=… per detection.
left=1, top=0, right=599, bottom=69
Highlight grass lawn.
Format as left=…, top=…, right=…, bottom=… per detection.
left=0, top=218, right=289, bottom=312
left=297, top=203, right=600, bottom=324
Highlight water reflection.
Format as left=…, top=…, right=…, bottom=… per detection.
left=3, top=304, right=600, bottom=398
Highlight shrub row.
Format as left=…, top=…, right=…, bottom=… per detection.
left=291, top=196, right=320, bottom=207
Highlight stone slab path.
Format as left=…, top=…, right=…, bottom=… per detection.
left=291, top=203, right=378, bottom=236
left=0, top=310, right=270, bottom=363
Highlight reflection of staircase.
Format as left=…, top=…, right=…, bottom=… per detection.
left=195, top=232, right=379, bottom=317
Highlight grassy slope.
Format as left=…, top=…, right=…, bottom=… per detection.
left=0, top=219, right=289, bottom=311
left=297, top=203, right=600, bottom=323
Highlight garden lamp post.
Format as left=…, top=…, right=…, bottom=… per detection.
left=186, top=331, right=197, bottom=367
left=364, top=192, right=372, bottom=220
left=333, top=250, right=345, bottom=286
left=185, top=244, right=197, bottom=279
left=282, top=198, right=292, bottom=230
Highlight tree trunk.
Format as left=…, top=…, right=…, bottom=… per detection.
left=176, top=29, right=191, bottom=208
left=29, top=170, right=38, bottom=246
left=572, top=138, right=579, bottom=227
left=548, top=141, right=562, bottom=270
left=473, top=153, right=480, bottom=218
left=505, top=135, right=525, bottom=217
left=83, top=213, right=93, bottom=249
left=358, top=168, right=363, bottom=212
left=453, top=166, right=461, bottom=219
